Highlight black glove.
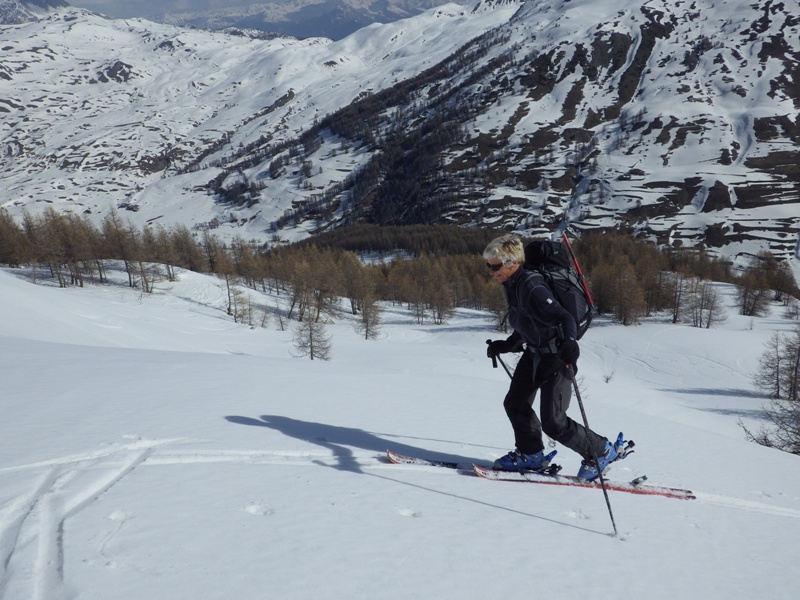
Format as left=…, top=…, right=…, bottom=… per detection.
left=558, top=337, right=580, bottom=366
left=486, top=337, right=519, bottom=358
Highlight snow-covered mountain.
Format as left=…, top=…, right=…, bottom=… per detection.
left=1, top=1, right=799, bottom=268
left=0, top=0, right=66, bottom=23
left=160, top=0, right=473, bottom=41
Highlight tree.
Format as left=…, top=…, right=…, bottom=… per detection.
left=637, top=254, right=668, bottom=316
left=786, top=296, right=800, bottom=321
left=0, top=209, right=27, bottom=266
left=354, top=291, right=382, bottom=340
left=292, top=320, right=331, bottom=360
left=170, top=225, right=207, bottom=272
left=666, top=270, right=689, bottom=324
left=102, top=209, right=137, bottom=288
left=737, top=258, right=771, bottom=317
left=743, top=328, right=800, bottom=455
left=753, top=327, right=800, bottom=402
left=769, top=259, right=797, bottom=305
left=613, top=259, right=646, bottom=325
left=754, top=332, right=785, bottom=399
left=338, top=251, right=368, bottom=315
left=213, top=244, right=238, bottom=318
left=686, top=279, right=727, bottom=328
left=152, top=225, right=178, bottom=282
left=742, top=396, right=800, bottom=455
left=591, top=254, right=645, bottom=325
left=307, top=248, right=339, bottom=323
left=786, top=328, right=800, bottom=403
left=428, top=259, right=455, bottom=325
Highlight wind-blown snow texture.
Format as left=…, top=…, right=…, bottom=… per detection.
left=2, top=1, right=799, bottom=268
left=1, top=264, right=799, bottom=599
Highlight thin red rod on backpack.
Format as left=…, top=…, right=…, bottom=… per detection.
left=561, top=231, right=595, bottom=308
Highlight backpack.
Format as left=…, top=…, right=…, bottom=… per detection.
left=523, top=240, right=594, bottom=340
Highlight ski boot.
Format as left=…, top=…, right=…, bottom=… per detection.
left=494, top=449, right=557, bottom=472
left=577, top=433, right=632, bottom=481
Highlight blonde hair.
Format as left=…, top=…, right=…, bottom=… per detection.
left=483, top=234, right=525, bottom=265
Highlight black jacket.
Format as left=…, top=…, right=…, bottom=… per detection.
left=503, top=266, right=578, bottom=350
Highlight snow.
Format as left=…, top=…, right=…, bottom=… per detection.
left=4, top=1, right=799, bottom=266
left=1, top=264, right=799, bottom=599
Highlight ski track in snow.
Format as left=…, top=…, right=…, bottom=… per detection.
left=4, top=434, right=800, bottom=599
left=693, top=493, right=800, bottom=520
left=0, top=446, right=152, bottom=600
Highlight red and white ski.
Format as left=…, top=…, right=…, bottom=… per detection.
left=472, top=463, right=696, bottom=500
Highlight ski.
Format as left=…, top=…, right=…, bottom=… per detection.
left=473, top=464, right=696, bottom=500
left=386, top=449, right=562, bottom=475
left=386, top=449, right=464, bottom=469
left=387, top=449, right=694, bottom=500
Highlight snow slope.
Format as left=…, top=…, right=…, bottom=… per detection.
left=1, top=265, right=799, bottom=599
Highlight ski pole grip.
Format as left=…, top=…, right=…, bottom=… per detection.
left=486, top=339, right=498, bottom=368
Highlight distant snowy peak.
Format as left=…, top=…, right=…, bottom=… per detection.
left=0, top=0, right=66, bottom=23
left=160, top=0, right=475, bottom=40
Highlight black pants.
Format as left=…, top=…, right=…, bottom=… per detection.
left=503, top=350, right=607, bottom=460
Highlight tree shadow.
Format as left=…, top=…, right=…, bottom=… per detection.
left=224, top=414, right=484, bottom=474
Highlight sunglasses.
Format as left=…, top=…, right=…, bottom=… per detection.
left=486, top=261, right=505, bottom=272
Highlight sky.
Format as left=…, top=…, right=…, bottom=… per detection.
left=1, top=261, right=800, bottom=599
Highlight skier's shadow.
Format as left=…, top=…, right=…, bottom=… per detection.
left=224, top=414, right=479, bottom=473
left=225, top=414, right=608, bottom=536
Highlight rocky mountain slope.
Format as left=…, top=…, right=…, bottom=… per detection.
left=0, top=0, right=66, bottom=23
left=1, top=0, right=798, bottom=267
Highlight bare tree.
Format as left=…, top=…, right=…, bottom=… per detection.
left=737, top=260, right=771, bottom=317
left=786, top=329, right=800, bottom=403
left=786, top=297, right=800, bottom=321
left=687, top=279, right=727, bottom=328
left=754, top=332, right=785, bottom=399
left=102, top=209, right=137, bottom=288
left=0, top=208, right=27, bottom=267
left=292, top=320, right=332, bottom=360
left=354, top=292, right=382, bottom=340
left=743, top=328, right=800, bottom=454
left=230, top=287, right=253, bottom=325
left=741, top=396, right=800, bottom=454
left=668, top=270, right=688, bottom=324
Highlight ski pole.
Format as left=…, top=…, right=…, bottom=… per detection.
left=495, top=353, right=514, bottom=380
left=487, top=339, right=514, bottom=379
left=561, top=231, right=595, bottom=308
left=568, top=365, right=619, bottom=537
left=486, top=339, right=498, bottom=369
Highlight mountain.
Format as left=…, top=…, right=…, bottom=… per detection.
left=1, top=0, right=799, bottom=270
left=160, top=0, right=473, bottom=41
left=0, top=0, right=67, bottom=23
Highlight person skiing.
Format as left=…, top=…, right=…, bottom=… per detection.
left=483, top=234, right=624, bottom=480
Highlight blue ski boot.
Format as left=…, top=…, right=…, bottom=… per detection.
left=577, top=433, right=627, bottom=481
left=494, top=449, right=556, bottom=472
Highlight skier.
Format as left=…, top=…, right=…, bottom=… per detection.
left=483, top=234, right=624, bottom=480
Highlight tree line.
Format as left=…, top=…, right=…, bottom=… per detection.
left=2, top=211, right=798, bottom=327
